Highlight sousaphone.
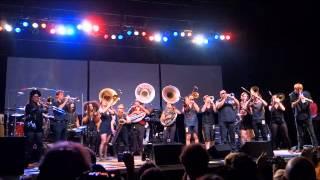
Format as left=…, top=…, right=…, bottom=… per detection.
left=161, top=85, right=180, bottom=127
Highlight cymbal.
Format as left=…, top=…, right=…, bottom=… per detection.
left=11, top=113, right=24, bottom=117
left=16, top=106, right=25, bottom=111
left=5, top=107, right=18, bottom=112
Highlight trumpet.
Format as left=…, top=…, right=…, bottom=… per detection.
left=190, top=86, right=199, bottom=99
left=65, top=96, right=80, bottom=103
left=203, top=95, right=214, bottom=103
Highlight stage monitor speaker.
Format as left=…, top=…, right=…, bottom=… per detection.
left=152, top=143, right=183, bottom=166
left=0, top=137, right=26, bottom=176
left=240, top=141, right=274, bottom=158
left=208, top=144, right=232, bottom=159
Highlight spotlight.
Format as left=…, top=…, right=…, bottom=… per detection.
left=214, top=34, right=219, bottom=40
left=173, top=32, right=178, bottom=37
left=192, top=35, right=207, bottom=45
left=22, top=22, right=29, bottom=27
left=77, top=24, right=82, bottom=30
left=4, top=24, right=12, bottom=32
left=204, top=39, right=209, bottom=44
left=15, top=27, right=21, bottom=33
left=0, top=26, right=3, bottom=31
left=141, top=32, right=146, bottom=36
left=111, top=34, right=116, bottom=39
left=180, top=32, right=185, bottom=37
left=127, top=30, right=133, bottom=36
left=149, top=36, right=154, bottom=41
left=103, top=34, right=109, bottom=39
left=57, top=25, right=66, bottom=35
left=92, top=25, right=99, bottom=32
left=187, top=32, right=192, bottom=37
left=117, top=34, right=124, bottom=40
left=32, top=23, right=39, bottom=28
left=134, top=30, right=139, bottom=36
left=82, top=21, right=92, bottom=32
left=50, top=28, right=56, bottom=34
left=220, top=35, right=225, bottom=40
left=163, top=36, right=168, bottom=42
left=41, top=23, right=47, bottom=29
left=66, top=27, right=75, bottom=35
left=154, top=34, right=162, bottom=42
left=226, top=35, right=231, bottom=40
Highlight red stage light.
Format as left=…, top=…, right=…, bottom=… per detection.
left=142, top=32, right=147, bottom=36
left=226, top=34, right=231, bottom=40
left=0, top=26, right=3, bottom=31
left=103, top=34, right=109, bottom=39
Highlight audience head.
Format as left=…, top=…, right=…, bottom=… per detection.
left=198, top=174, right=224, bottom=180
left=224, top=152, right=257, bottom=180
left=180, top=144, right=209, bottom=179
left=140, top=167, right=164, bottom=180
left=285, top=157, right=316, bottom=180
left=38, top=141, right=91, bottom=180
left=138, top=162, right=157, bottom=179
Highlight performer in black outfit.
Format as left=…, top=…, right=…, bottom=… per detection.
left=201, top=95, right=216, bottom=149
left=289, top=83, right=318, bottom=151
left=269, top=94, right=291, bottom=149
left=52, top=90, right=69, bottom=142
left=83, top=101, right=100, bottom=154
left=216, top=90, right=239, bottom=146
left=238, top=92, right=254, bottom=144
left=160, top=102, right=181, bottom=143
left=24, top=89, right=47, bottom=163
left=65, top=102, right=80, bottom=141
left=111, top=104, right=131, bottom=152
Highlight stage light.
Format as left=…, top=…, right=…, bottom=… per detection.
left=214, top=34, right=219, bottom=40
left=32, top=23, right=39, bottom=28
left=22, top=22, right=29, bottom=27
left=50, top=28, right=56, bottom=34
left=111, top=34, right=116, bottom=39
left=77, top=24, right=82, bottom=30
left=149, top=36, right=154, bottom=41
left=220, top=34, right=225, bottom=40
left=4, top=24, right=12, bottom=32
left=117, top=34, right=123, bottom=40
left=82, top=21, right=92, bottom=33
left=173, top=32, right=178, bottom=37
left=154, top=34, right=162, bottom=42
left=134, top=30, right=139, bottom=36
left=56, top=25, right=66, bottom=35
left=163, top=36, right=168, bottom=42
left=66, top=27, right=75, bottom=35
left=180, top=32, right=185, bottom=37
left=103, top=34, right=109, bottom=39
left=192, top=35, right=207, bottom=45
left=141, top=32, right=146, bottom=36
left=187, top=32, right=192, bottom=37
left=92, top=25, right=99, bottom=32
left=0, top=26, right=3, bottom=31
left=127, top=30, right=133, bottom=36
left=226, top=34, right=231, bottom=40
left=15, top=27, right=21, bottom=33
left=204, top=39, right=209, bottom=44
left=41, top=23, right=47, bottom=29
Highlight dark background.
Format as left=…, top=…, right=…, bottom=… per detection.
left=0, top=0, right=319, bottom=145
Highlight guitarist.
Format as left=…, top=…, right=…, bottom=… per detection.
left=111, top=104, right=131, bottom=152
left=128, top=100, right=150, bottom=155
left=160, top=102, right=181, bottom=143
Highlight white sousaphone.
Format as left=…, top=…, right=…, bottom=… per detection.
left=161, top=85, right=180, bottom=127
left=127, top=83, right=155, bottom=123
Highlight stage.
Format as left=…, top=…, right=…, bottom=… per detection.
left=22, top=149, right=301, bottom=179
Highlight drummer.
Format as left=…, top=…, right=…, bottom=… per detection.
left=24, top=89, right=47, bottom=164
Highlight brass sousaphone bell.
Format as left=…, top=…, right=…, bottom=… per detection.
left=98, top=88, right=120, bottom=106
left=250, top=86, right=260, bottom=97
left=135, top=83, right=155, bottom=104
left=162, top=85, right=180, bottom=104
left=275, top=93, right=285, bottom=102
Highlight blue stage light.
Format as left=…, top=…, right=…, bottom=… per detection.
left=173, top=32, right=178, bottom=37
left=22, top=22, right=29, bottom=27
left=15, top=27, right=21, bottom=33
left=127, top=30, right=132, bottom=36
left=118, top=34, right=124, bottom=40
left=163, top=36, right=168, bottom=42
left=66, top=27, right=75, bottom=35
left=214, top=34, right=219, bottom=40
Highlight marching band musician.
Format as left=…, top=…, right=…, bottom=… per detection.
left=111, top=104, right=131, bottom=152
left=182, top=95, right=200, bottom=145
left=201, top=95, right=216, bottom=149
left=269, top=94, right=291, bottom=150
left=24, top=89, right=47, bottom=163
left=238, top=92, right=254, bottom=144
left=65, top=102, right=80, bottom=141
left=98, top=99, right=115, bottom=160
left=160, top=102, right=181, bottom=143
left=128, top=100, right=150, bottom=155
left=249, top=89, right=269, bottom=141
left=82, top=101, right=100, bottom=154
left=289, top=83, right=318, bottom=151
left=216, top=90, right=239, bottom=146
left=52, top=90, right=69, bottom=142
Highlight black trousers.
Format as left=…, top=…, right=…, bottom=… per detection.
left=131, top=123, right=145, bottom=154
left=52, top=121, right=67, bottom=142
left=163, top=124, right=176, bottom=143
left=86, top=130, right=99, bottom=154
left=117, top=125, right=130, bottom=151
left=271, top=120, right=291, bottom=149
left=219, top=121, right=235, bottom=145
left=25, top=131, right=43, bottom=163
left=295, top=119, right=318, bottom=149
left=252, top=120, right=268, bottom=141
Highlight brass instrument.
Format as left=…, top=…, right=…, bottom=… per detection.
left=190, top=86, right=199, bottom=99
left=275, top=93, right=285, bottom=102
left=203, top=95, right=214, bottom=103
left=98, top=88, right=120, bottom=106
left=250, top=86, right=260, bottom=97
left=135, top=83, right=155, bottom=104
left=162, top=85, right=180, bottom=104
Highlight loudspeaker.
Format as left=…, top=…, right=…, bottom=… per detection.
left=152, top=143, right=183, bottom=166
left=208, top=144, right=232, bottom=159
left=0, top=137, right=26, bottom=176
left=240, top=141, right=274, bottom=158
